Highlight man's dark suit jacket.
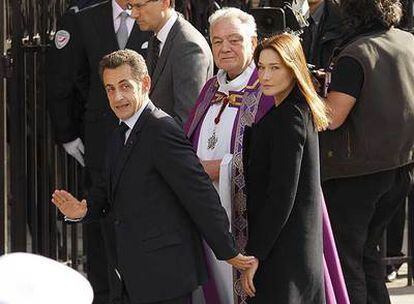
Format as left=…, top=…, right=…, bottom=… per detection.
left=47, top=4, right=150, bottom=302
left=85, top=102, right=237, bottom=303
left=147, top=14, right=213, bottom=126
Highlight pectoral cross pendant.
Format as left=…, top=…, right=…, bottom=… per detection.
left=207, top=131, right=218, bottom=150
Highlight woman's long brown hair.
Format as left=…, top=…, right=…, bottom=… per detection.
left=254, top=33, right=330, bottom=131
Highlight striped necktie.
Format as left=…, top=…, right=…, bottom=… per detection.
left=149, top=36, right=161, bottom=76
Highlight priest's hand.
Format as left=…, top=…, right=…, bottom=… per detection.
left=52, top=189, right=87, bottom=220
left=242, top=258, right=259, bottom=297
left=226, top=253, right=256, bottom=270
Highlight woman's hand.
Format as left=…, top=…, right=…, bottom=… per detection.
left=226, top=253, right=256, bottom=270
left=242, top=258, right=259, bottom=297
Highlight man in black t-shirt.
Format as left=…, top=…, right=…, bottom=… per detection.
left=320, top=1, right=414, bottom=304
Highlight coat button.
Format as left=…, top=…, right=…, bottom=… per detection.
left=114, top=219, right=120, bottom=225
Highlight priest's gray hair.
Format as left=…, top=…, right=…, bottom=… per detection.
left=209, top=7, right=257, bottom=39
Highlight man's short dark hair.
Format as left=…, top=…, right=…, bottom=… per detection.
left=99, top=49, right=148, bottom=81
left=341, top=0, right=403, bottom=30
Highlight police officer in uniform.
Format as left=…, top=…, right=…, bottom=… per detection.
left=47, top=1, right=150, bottom=303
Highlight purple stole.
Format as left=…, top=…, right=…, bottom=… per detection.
left=184, top=71, right=350, bottom=304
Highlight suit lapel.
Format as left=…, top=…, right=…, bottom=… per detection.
left=92, top=1, right=119, bottom=51
left=126, top=23, right=148, bottom=51
left=107, top=141, right=117, bottom=204
left=150, top=17, right=181, bottom=93
left=111, top=102, right=155, bottom=198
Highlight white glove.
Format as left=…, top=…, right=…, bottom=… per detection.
left=62, top=138, right=85, bottom=167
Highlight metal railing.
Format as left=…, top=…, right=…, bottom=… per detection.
left=0, top=0, right=6, bottom=258
left=0, top=0, right=84, bottom=270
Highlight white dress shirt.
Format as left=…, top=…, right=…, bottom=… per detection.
left=120, top=99, right=149, bottom=143
left=155, top=10, right=178, bottom=55
left=112, top=0, right=134, bottom=37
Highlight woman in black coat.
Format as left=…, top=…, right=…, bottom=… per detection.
left=242, top=33, right=330, bottom=303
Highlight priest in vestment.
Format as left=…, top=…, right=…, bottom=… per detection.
left=185, top=7, right=349, bottom=304
left=185, top=8, right=272, bottom=303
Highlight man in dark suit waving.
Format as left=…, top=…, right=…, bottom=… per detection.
left=47, top=2, right=150, bottom=302
left=52, top=49, right=254, bottom=304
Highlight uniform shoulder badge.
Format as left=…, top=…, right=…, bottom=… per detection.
left=54, top=30, right=71, bottom=50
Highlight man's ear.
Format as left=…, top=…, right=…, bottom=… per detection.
left=162, top=0, right=170, bottom=10
left=251, top=36, right=258, bottom=51
left=141, top=74, right=151, bottom=93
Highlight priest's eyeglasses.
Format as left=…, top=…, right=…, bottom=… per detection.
left=127, top=0, right=159, bottom=10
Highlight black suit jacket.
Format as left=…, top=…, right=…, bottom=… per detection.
left=48, top=0, right=151, bottom=171
left=85, top=102, right=237, bottom=303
